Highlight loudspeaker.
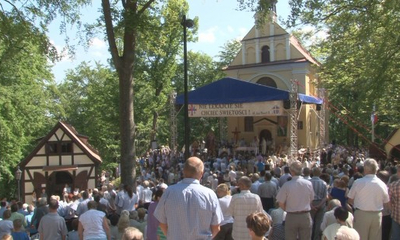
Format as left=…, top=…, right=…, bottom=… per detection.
left=283, top=100, right=290, bottom=109
left=284, top=100, right=302, bottom=109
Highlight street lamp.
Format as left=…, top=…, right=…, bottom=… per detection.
left=182, top=15, right=194, bottom=160
left=15, top=166, right=22, bottom=201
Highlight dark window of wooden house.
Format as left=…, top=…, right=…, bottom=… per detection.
left=244, top=117, right=254, bottom=132
left=61, top=142, right=73, bottom=153
left=47, top=142, right=58, bottom=154
left=262, top=46, right=270, bottom=63
left=55, top=171, right=73, bottom=185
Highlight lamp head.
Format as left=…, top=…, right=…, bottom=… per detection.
left=181, top=15, right=194, bottom=28
left=16, top=166, right=22, bottom=181
left=184, top=19, right=194, bottom=28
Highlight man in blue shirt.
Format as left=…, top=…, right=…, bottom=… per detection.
left=154, top=157, right=223, bottom=239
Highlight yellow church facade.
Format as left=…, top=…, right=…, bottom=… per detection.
left=223, top=17, right=326, bottom=155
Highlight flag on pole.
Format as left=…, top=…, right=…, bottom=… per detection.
left=371, top=111, right=378, bottom=125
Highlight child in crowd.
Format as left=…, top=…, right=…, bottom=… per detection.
left=109, top=213, right=120, bottom=240
left=246, top=212, right=271, bottom=240
left=121, top=227, right=143, bottom=240
left=10, top=219, right=29, bottom=240
left=0, top=210, right=13, bottom=239
left=67, top=219, right=79, bottom=240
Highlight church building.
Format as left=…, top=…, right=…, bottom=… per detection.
left=223, top=9, right=326, bottom=155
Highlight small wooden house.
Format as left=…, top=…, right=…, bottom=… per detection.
left=20, top=121, right=102, bottom=203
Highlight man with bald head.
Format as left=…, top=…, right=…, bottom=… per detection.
left=154, top=157, right=223, bottom=240
left=320, top=199, right=354, bottom=232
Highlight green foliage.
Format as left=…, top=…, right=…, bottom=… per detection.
left=217, top=39, right=242, bottom=69
left=133, top=0, right=193, bottom=153
left=0, top=12, right=59, bottom=197
left=173, top=51, right=227, bottom=148
left=287, top=0, right=400, bottom=146
left=57, top=62, right=120, bottom=169
left=112, top=177, right=121, bottom=188
left=2, top=0, right=288, bottom=188
left=236, top=0, right=277, bottom=26
left=1, top=0, right=89, bottom=59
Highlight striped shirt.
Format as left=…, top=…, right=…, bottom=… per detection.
left=309, top=176, right=328, bottom=201
left=229, top=190, right=264, bottom=240
left=154, top=178, right=223, bottom=240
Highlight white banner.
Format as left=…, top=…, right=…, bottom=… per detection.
left=188, top=101, right=284, bottom=117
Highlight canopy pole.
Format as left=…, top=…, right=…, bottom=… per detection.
left=318, top=88, right=326, bottom=158
left=289, top=79, right=298, bottom=161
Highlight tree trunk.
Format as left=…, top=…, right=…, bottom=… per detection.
left=118, top=67, right=136, bottom=187
left=102, top=0, right=137, bottom=187
left=102, top=0, right=157, bottom=187
left=149, top=87, right=162, bottom=148
left=150, top=111, right=159, bottom=147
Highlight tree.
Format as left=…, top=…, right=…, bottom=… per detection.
left=172, top=51, right=227, bottom=147
left=6, top=0, right=279, bottom=187
left=284, top=0, right=400, bottom=146
left=99, top=0, right=164, bottom=186
left=217, top=39, right=242, bottom=69
left=0, top=12, right=60, bottom=196
left=57, top=62, right=121, bottom=171
left=133, top=0, right=196, bottom=151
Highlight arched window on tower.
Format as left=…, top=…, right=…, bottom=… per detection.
left=257, top=77, right=277, bottom=88
left=262, top=46, right=270, bottom=63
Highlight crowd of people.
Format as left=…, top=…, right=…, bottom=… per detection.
left=134, top=143, right=398, bottom=240
left=0, top=143, right=399, bottom=240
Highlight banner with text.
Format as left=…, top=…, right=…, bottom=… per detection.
left=188, top=101, right=284, bottom=117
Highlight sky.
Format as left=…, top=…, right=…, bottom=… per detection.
left=49, top=0, right=290, bottom=83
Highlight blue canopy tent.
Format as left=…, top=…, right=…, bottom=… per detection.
left=175, top=77, right=322, bottom=105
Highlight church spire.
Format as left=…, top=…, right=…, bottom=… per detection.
left=270, top=0, right=277, bottom=22
left=254, top=0, right=277, bottom=25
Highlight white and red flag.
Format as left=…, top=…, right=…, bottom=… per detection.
left=371, top=111, right=378, bottom=125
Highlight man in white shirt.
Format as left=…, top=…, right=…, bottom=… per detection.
left=140, top=181, right=153, bottom=209
left=228, top=166, right=237, bottom=182
left=347, top=158, right=389, bottom=240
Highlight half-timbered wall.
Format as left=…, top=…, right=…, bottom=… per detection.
left=21, top=123, right=100, bottom=203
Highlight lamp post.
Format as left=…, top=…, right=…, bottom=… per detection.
left=182, top=15, right=194, bottom=160
left=15, top=166, right=22, bottom=201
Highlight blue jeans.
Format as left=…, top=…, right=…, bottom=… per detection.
left=391, top=219, right=400, bottom=240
